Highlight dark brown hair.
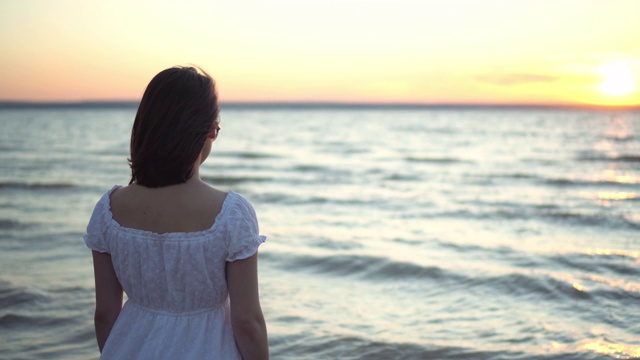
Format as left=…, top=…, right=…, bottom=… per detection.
left=128, top=66, right=219, bottom=187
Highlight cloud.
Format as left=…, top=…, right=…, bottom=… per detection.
left=476, top=73, right=560, bottom=86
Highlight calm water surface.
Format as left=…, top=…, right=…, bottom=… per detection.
left=0, top=106, right=639, bottom=359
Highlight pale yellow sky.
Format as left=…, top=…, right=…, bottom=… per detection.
left=1, top=0, right=639, bottom=106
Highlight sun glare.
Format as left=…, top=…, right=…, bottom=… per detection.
left=598, top=62, right=637, bottom=96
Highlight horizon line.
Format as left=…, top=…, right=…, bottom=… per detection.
left=0, top=100, right=639, bottom=111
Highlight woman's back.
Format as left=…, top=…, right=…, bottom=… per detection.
left=85, top=184, right=266, bottom=358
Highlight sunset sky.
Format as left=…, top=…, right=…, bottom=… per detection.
left=1, top=0, right=639, bottom=106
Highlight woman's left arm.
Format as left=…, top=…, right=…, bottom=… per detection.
left=91, top=250, right=123, bottom=352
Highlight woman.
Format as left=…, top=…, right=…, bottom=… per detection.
left=84, top=66, right=268, bottom=359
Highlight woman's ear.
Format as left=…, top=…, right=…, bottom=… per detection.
left=207, top=125, right=220, bottom=140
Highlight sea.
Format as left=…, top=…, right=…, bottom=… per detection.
left=0, top=104, right=639, bottom=359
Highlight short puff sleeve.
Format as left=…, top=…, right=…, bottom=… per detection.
left=83, top=190, right=111, bottom=253
left=225, top=194, right=266, bottom=262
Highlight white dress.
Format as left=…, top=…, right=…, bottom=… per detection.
left=84, top=186, right=266, bottom=359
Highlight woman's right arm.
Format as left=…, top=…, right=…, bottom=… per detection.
left=226, top=252, right=269, bottom=360
left=92, top=250, right=123, bottom=352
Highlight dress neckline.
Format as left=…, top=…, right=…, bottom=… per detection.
left=104, top=185, right=235, bottom=238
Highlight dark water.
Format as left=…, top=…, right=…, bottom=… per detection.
left=0, top=106, right=639, bottom=359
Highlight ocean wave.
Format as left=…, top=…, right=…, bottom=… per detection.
left=545, top=178, right=640, bottom=187
left=0, top=312, right=74, bottom=329
left=442, top=205, right=640, bottom=230
left=432, top=240, right=538, bottom=267
left=313, top=237, right=363, bottom=251
left=470, top=268, right=640, bottom=304
left=87, top=149, right=128, bottom=157
left=275, top=253, right=462, bottom=282
left=217, top=151, right=279, bottom=159
left=498, top=172, right=538, bottom=179
left=405, top=156, right=466, bottom=164
left=0, top=281, right=48, bottom=308
left=249, top=192, right=378, bottom=206
left=471, top=272, right=592, bottom=301
left=550, top=253, right=640, bottom=277
left=583, top=248, right=640, bottom=259
left=0, top=181, right=77, bottom=190
left=274, top=250, right=637, bottom=304
left=291, top=164, right=329, bottom=172
left=278, top=254, right=467, bottom=282
left=201, top=175, right=272, bottom=185
left=577, top=153, right=640, bottom=163
left=577, top=338, right=640, bottom=360
left=588, top=282, right=640, bottom=302
left=250, top=192, right=294, bottom=204
left=271, top=333, right=595, bottom=360
left=384, top=173, right=422, bottom=181
left=272, top=334, right=447, bottom=360
left=540, top=209, right=640, bottom=230
left=603, top=134, right=635, bottom=142
left=488, top=171, right=640, bottom=187
left=0, top=218, right=27, bottom=230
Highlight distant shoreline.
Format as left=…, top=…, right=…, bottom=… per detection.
left=0, top=100, right=638, bottom=111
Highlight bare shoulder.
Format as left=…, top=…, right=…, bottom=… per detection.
left=108, top=185, right=133, bottom=207
left=110, top=182, right=227, bottom=205
left=109, top=180, right=228, bottom=233
left=108, top=185, right=146, bottom=223
left=202, top=181, right=227, bottom=196
left=196, top=180, right=228, bottom=204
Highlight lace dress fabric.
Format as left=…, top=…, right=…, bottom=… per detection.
left=84, top=186, right=266, bottom=359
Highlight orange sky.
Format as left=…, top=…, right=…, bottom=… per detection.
left=1, top=0, right=639, bottom=106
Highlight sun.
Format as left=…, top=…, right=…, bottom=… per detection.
left=597, top=61, right=637, bottom=96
